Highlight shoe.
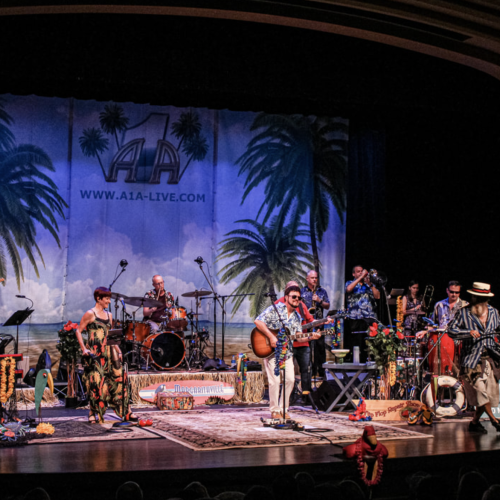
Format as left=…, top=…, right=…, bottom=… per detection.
left=126, top=413, right=139, bottom=422
left=271, top=412, right=281, bottom=419
left=468, top=421, right=488, bottom=433
left=491, top=421, right=500, bottom=432
left=88, top=413, right=98, bottom=425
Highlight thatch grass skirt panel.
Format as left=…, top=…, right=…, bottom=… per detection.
left=128, top=372, right=264, bottom=404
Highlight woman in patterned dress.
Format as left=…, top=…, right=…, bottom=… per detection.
left=75, top=287, right=137, bottom=424
left=402, top=281, right=423, bottom=334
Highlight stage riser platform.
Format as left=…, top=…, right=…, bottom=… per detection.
left=2, top=449, right=500, bottom=500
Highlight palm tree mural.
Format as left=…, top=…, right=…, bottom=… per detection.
left=0, top=143, right=67, bottom=288
left=172, top=110, right=202, bottom=151
left=217, top=218, right=314, bottom=317
left=0, top=97, right=15, bottom=151
left=99, top=103, right=129, bottom=149
left=179, top=133, right=209, bottom=181
left=236, top=113, right=347, bottom=275
left=79, top=127, right=110, bottom=178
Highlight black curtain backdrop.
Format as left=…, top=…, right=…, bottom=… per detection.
left=348, top=111, right=500, bottom=315
left=2, top=12, right=500, bottom=313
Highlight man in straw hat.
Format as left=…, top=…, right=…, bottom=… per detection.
left=448, top=282, right=500, bottom=433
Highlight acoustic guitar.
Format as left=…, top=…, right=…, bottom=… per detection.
left=250, top=311, right=348, bottom=358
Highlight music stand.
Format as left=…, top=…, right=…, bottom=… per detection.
left=106, top=329, right=134, bottom=431
left=3, top=309, right=34, bottom=354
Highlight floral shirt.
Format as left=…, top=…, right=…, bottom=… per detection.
left=144, top=288, right=175, bottom=323
left=300, top=286, right=330, bottom=319
left=432, top=298, right=469, bottom=329
left=345, top=281, right=377, bottom=320
left=256, top=302, right=302, bottom=359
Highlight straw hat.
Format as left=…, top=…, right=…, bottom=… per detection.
left=467, top=282, right=494, bottom=297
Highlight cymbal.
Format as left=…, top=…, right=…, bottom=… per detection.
left=124, top=296, right=164, bottom=308
left=181, top=290, right=212, bottom=298
left=111, top=292, right=129, bottom=300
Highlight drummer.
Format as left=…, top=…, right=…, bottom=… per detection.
left=143, top=275, right=175, bottom=332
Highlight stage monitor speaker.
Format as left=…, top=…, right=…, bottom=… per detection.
left=312, top=380, right=346, bottom=411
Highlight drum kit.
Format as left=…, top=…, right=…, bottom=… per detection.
left=110, top=289, right=213, bottom=371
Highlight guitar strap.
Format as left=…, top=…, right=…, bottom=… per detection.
left=298, top=302, right=307, bottom=323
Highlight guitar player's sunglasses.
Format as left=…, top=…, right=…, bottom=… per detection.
left=289, top=295, right=301, bottom=300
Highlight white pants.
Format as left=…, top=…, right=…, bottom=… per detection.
left=474, top=360, right=499, bottom=408
left=264, top=355, right=295, bottom=413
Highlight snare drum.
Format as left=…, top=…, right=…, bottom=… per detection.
left=125, top=321, right=151, bottom=342
left=141, top=331, right=185, bottom=370
left=167, top=306, right=188, bottom=331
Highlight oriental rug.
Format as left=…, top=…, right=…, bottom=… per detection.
left=134, top=406, right=432, bottom=451
left=22, top=416, right=160, bottom=445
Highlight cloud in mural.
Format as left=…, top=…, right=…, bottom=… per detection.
left=0, top=278, right=63, bottom=324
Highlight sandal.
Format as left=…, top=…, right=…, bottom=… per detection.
left=126, top=413, right=139, bottom=422
left=88, top=413, right=98, bottom=425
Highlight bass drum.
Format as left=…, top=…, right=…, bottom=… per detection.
left=142, top=332, right=185, bottom=370
left=421, top=375, right=466, bottom=417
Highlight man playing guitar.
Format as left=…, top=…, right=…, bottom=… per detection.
left=254, top=285, right=304, bottom=419
left=275, top=281, right=322, bottom=405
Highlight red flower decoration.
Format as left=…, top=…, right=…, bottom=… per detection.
left=396, top=330, right=404, bottom=340
left=368, top=325, right=378, bottom=337
left=63, top=320, right=78, bottom=331
left=383, top=328, right=391, bottom=336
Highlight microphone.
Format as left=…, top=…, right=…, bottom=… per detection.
left=194, top=256, right=204, bottom=265
left=120, top=259, right=128, bottom=268
left=15, top=295, right=26, bottom=299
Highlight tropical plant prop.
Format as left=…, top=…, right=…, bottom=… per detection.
left=365, top=322, right=405, bottom=399
left=56, top=321, right=85, bottom=399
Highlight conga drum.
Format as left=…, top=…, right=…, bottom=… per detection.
left=427, top=332, right=455, bottom=375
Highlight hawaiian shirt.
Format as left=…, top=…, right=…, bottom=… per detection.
left=144, top=288, right=175, bottom=323
left=300, top=286, right=329, bottom=319
left=345, top=280, right=377, bottom=320
left=431, top=298, right=469, bottom=329
left=256, top=302, right=302, bottom=359
left=448, top=305, right=500, bottom=369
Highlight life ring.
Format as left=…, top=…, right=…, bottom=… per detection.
left=421, top=375, right=466, bottom=417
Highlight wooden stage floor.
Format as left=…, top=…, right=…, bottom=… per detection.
left=2, top=404, right=500, bottom=500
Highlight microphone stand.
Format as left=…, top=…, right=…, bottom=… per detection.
left=195, top=260, right=226, bottom=359
left=109, top=264, right=127, bottom=291
left=217, top=293, right=254, bottom=359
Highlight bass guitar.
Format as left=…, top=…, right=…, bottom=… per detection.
left=250, top=311, right=347, bottom=358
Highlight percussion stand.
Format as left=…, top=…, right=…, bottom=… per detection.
left=124, top=310, right=142, bottom=371
left=217, top=293, right=254, bottom=359
left=195, top=260, right=225, bottom=359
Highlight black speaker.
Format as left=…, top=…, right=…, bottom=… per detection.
left=312, top=380, right=345, bottom=411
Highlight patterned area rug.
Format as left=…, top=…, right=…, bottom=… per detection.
left=135, top=407, right=432, bottom=451
left=25, top=416, right=160, bottom=445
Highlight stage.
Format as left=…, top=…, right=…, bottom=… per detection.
left=2, top=402, right=500, bottom=500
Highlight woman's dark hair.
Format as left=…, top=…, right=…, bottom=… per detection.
left=94, top=287, right=112, bottom=301
left=406, top=280, right=422, bottom=300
